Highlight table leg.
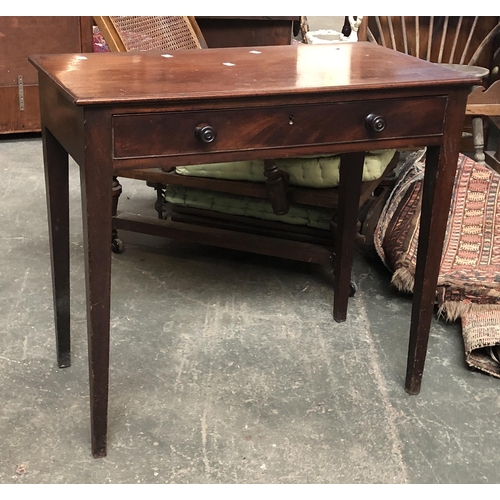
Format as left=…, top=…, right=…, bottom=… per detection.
left=333, top=152, right=365, bottom=322
left=405, top=145, right=459, bottom=394
left=405, top=90, right=469, bottom=395
left=406, top=146, right=457, bottom=394
left=80, top=114, right=114, bottom=458
left=42, top=127, right=70, bottom=368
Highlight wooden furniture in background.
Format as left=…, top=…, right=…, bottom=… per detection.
left=29, top=43, right=477, bottom=457
left=93, top=16, right=210, bottom=251
left=360, top=16, right=500, bottom=163
left=195, top=16, right=300, bottom=47
left=467, top=81, right=500, bottom=173
left=94, top=16, right=207, bottom=52
left=0, top=16, right=93, bottom=134
left=94, top=15, right=399, bottom=257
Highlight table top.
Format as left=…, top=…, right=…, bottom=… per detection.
left=29, top=42, right=479, bottom=106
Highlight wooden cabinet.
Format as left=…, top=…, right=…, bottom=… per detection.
left=195, top=16, right=300, bottom=48
left=0, top=16, right=93, bottom=134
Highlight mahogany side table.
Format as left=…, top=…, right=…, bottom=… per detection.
left=29, top=43, right=478, bottom=458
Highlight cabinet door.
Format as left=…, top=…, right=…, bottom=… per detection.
left=0, top=16, right=93, bottom=133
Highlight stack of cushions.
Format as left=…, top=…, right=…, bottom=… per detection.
left=375, top=149, right=500, bottom=378
left=163, top=150, right=397, bottom=229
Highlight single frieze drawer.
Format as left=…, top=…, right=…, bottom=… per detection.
left=113, top=96, right=447, bottom=159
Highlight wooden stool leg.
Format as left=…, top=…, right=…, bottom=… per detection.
left=485, top=116, right=500, bottom=174
left=111, top=177, right=124, bottom=253
left=472, top=116, right=486, bottom=163
left=42, top=127, right=71, bottom=368
left=333, top=152, right=365, bottom=322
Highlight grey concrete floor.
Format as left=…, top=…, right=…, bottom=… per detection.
left=1, top=16, right=500, bottom=482
left=1, top=132, right=500, bottom=484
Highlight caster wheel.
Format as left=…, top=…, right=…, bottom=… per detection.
left=349, top=280, right=357, bottom=297
left=111, top=238, right=124, bottom=254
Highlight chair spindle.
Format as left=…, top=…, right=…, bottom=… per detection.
left=460, top=16, right=478, bottom=64
left=437, top=16, right=449, bottom=63
left=401, top=17, right=409, bottom=55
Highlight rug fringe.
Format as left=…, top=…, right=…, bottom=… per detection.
left=378, top=152, right=500, bottom=380
left=437, top=302, right=500, bottom=322
left=391, top=265, right=415, bottom=293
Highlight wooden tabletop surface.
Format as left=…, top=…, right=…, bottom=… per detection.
left=29, top=42, right=479, bottom=106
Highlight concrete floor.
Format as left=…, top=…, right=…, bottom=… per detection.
left=2, top=17, right=500, bottom=483
left=2, top=132, right=500, bottom=484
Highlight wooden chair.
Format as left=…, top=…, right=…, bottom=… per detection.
left=94, top=16, right=207, bottom=52
left=359, top=16, right=500, bottom=166
left=467, top=80, right=500, bottom=173
left=94, top=16, right=399, bottom=276
left=94, top=16, right=207, bottom=251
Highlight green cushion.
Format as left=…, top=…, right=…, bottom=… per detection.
left=164, top=185, right=334, bottom=230
left=165, top=150, right=397, bottom=229
left=175, top=149, right=396, bottom=188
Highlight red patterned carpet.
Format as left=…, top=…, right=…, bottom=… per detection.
left=375, top=150, right=500, bottom=377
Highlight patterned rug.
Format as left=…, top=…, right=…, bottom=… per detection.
left=375, top=150, right=500, bottom=377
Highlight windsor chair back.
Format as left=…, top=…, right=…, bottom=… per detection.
left=364, top=16, right=499, bottom=69
left=361, top=16, right=500, bottom=165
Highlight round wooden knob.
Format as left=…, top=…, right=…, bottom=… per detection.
left=365, top=113, right=387, bottom=133
left=194, top=124, right=217, bottom=143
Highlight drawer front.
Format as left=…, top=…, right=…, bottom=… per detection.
left=113, top=96, right=447, bottom=159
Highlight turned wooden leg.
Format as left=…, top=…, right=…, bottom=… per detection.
left=485, top=116, right=500, bottom=174
left=472, top=116, right=486, bottom=163
left=111, top=176, right=122, bottom=217
left=42, top=127, right=71, bottom=368
left=153, top=183, right=167, bottom=219
left=333, top=152, right=365, bottom=322
left=111, top=176, right=124, bottom=253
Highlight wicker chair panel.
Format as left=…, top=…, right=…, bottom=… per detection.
left=109, top=16, right=202, bottom=51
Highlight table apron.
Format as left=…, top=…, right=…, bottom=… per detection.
left=112, top=96, right=448, bottom=162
